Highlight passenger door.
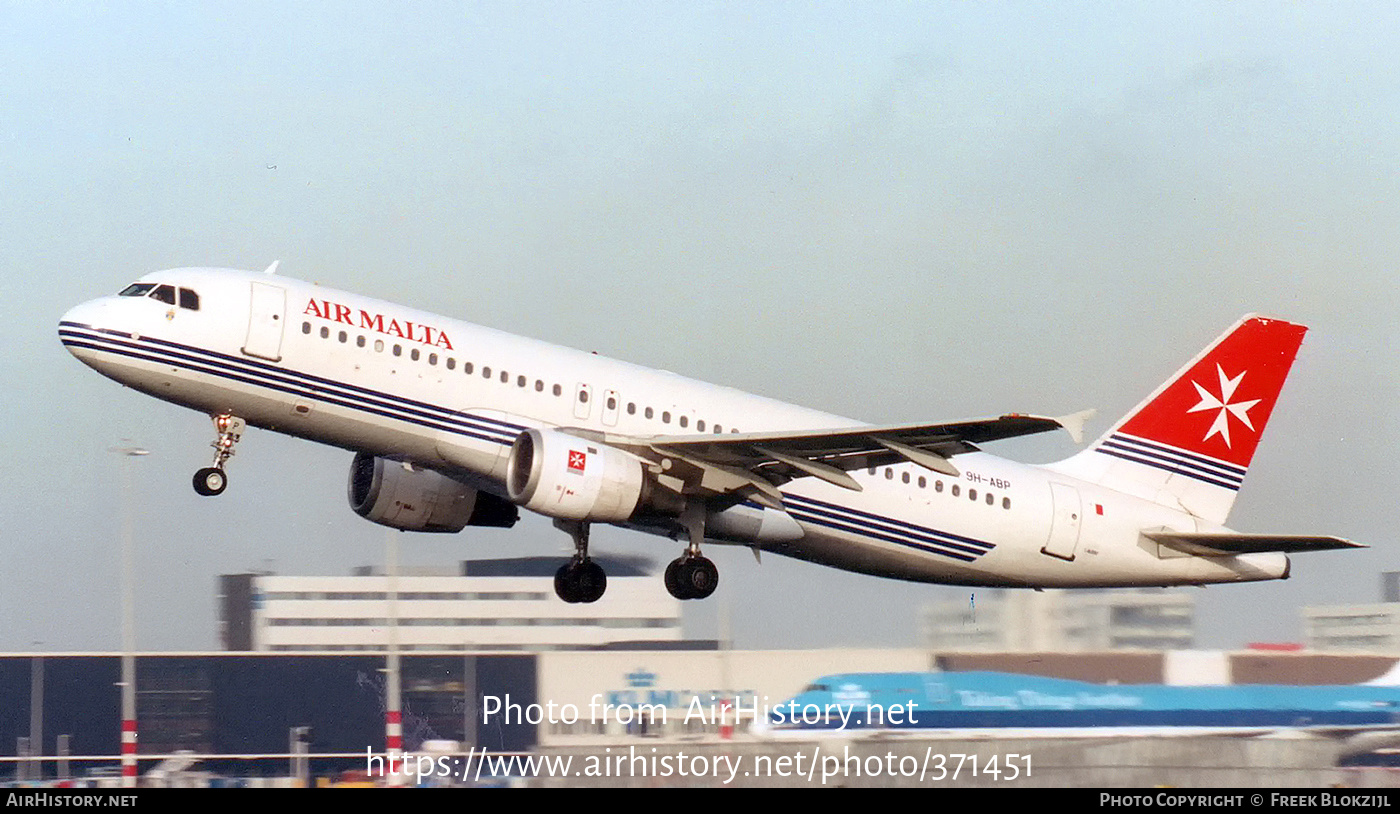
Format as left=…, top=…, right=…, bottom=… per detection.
left=1041, top=482, right=1083, bottom=561
left=242, top=282, right=286, bottom=362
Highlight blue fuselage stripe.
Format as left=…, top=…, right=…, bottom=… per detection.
left=1102, top=433, right=1245, bottom=485
left=781, top=494, right=994, bottom=562
left=1096, top=447, right=1241, bottom=491
left=60, top=326, right=519, bottom=447
left=784, top=494, right=994, bottom=549
left=61, top=322, right=527, bottom=433
left=785, top=511, right=981, bottom=562
left=1115, top=433, right=1247, bottom=478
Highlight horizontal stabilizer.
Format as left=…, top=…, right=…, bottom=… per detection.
left=1143, top=531, right=1364, bottom=557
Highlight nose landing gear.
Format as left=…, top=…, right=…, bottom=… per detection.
left=192, top=413, right=245, bottom=497
left=193, top=467, right=227, bottom=496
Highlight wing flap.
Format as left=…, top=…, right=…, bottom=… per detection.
left=627, top=412, right=1069, bottom=470
left=565, top=411, right=1081, bottom=504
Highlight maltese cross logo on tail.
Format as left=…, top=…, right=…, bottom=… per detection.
left=1188, top=365, right=1261, bottom=448
left=1113, top=315, right=1306, bottom=470
left=1064, top=314, right=1317, bottom=525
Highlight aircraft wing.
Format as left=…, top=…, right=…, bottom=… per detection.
left=571, top=411, right=1090, bottom=510
left=1142, top=532, right=1365, bottom=556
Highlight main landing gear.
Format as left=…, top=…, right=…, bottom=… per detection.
left=554, top=520, right=607, bottom=604
left=192, top=413, right=245, bottom=497
left=664, top=555, right=718, bottom=600
left=664, top=504, right=718, bottom=601
left=550, top=504, right=721, bottom=603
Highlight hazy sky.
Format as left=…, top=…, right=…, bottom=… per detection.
left=3, top=3, right=1397, bottom=652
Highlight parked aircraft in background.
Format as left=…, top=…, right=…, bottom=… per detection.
left=760, top=670, right=1400, bottom=757
left=60, top=266, right=1358, bottom=602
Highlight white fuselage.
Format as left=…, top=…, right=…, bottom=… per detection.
left=60, top=268, right=1288, bottom=589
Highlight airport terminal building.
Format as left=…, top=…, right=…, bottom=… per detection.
left=220, top=557, right=680, bottom=651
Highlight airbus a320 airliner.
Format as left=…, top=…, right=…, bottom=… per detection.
left=60, top=265, right=1358, bottom=603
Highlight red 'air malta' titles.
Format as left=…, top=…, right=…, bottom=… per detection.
left=303, top=297, right=454, bottom=350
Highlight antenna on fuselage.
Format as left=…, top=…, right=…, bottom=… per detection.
left=262, top=260, right=281, bottom=275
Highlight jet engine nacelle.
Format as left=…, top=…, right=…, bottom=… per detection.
left=348, top=452, right=518, bottom=532
left=506, top=428, right=646, bottom=522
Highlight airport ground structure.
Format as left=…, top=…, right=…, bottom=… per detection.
left=8, top=564, right=1400, bottom=786
left=534, top=736, right=1345, bottom=788
left=6, top=647, right=1400, bottom=787
left=1303, top=573, right=1400, bottom=653
left=221, top=557, right=681, bottom=651
left=920, top=588, right=1196, bottom=651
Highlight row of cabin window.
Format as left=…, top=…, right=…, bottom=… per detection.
left=303, top=321, right=741, bottom=434
left=869, top=466, right=1012, bottom=510
left=620, top=399, right=735, bottom=433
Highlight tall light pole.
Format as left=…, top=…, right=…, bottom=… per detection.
left=29, top=645, right=43, bottom=782
left=109, top=444, right=148, bottom=789
left=384, top=527, right=403, bottom=787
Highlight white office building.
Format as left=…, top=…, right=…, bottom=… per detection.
left=920, top=588, right=1195, bottom=651
left=1302, top=573, right=1400, bottom=653
left=220, top=557, right=681, bottom=651
left=1303, top=605, right=1400, bottom=653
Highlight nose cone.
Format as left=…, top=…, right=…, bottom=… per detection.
left=58, top=299, right=111, bottom=361
left=60, top=298, right=107, bottom=328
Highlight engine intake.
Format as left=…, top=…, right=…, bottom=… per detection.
left=506, top=429, right=646, bottom=522
left=348, top=452, right=518, bottom=532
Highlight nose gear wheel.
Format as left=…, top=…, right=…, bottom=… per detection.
left=193, top=467, right=227, bottom=496
left=192, top=413, right=245, bottom=497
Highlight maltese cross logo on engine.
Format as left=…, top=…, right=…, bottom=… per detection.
left=1187, top=364, right=1261, bottom=448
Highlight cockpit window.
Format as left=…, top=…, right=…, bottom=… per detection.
left=118, top=282, right=199, bottom=310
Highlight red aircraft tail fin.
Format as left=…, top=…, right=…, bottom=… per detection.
left=1050, top=316, right=1307, bottom=524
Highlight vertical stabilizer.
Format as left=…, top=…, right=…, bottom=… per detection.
left=1047, top=315, right=1307, bottom=524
